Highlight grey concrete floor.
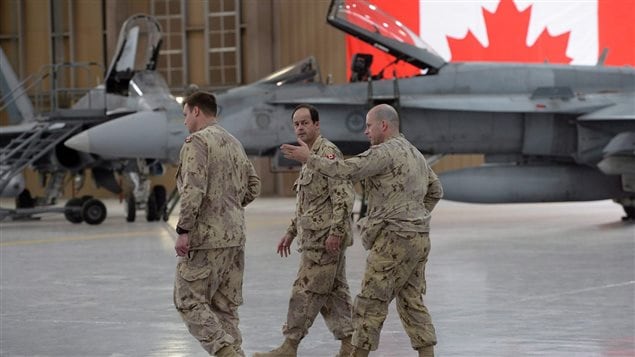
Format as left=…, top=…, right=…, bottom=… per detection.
left=0, top=198, right=633, bottom=357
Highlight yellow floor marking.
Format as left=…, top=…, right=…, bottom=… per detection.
left=0, top=230, right=160, bottom=247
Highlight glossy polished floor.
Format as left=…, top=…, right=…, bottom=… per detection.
left=1, top=198, right=633, bottom=357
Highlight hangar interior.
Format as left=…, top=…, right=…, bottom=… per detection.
left=1, top=1, right=633, bottom=356
left=0, top=0, right=481, bottom=198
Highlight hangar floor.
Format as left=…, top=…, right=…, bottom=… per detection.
left=1, top=198, right=633, bottom=357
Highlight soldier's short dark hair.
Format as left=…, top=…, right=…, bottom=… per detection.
left=183, top=91, right=217, bottom=117
left=292, top=104, right=319, bottom=123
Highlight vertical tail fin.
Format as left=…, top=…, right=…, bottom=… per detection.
left=0, top=47, right=35, bottom=124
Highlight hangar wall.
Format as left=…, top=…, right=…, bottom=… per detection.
left=0, top=0, right=481, bottom=199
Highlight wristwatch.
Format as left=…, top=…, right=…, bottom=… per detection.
left=176, top=226, right=189, bottom=235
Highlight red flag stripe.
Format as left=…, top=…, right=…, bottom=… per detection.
left=598, top=0, right=635, bottom=66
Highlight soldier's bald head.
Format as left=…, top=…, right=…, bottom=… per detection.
left=369, top=104, right=399, bottom=130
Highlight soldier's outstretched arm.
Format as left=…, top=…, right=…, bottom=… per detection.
left=306, top=148, right=386, bottom=182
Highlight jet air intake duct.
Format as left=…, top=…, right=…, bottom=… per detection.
left=41, top=143, right=96, bottom=172
left=440, top=165, right=625, bottom=203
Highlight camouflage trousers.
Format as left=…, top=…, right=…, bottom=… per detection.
left=174, top=247, right=244, bottom=355
left=282, top=246, right=354, bottom=341
left=352, top=231, right=437, bottom=351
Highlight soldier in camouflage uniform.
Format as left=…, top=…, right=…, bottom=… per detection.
left=174, top=91, right=261, bottom=357
left=281, top=104, right=443, bottom=357
left=254, top=104, right=355, bottom=357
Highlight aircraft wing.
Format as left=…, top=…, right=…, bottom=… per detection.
left=399, top=93, right=625, bottom=114
left=267, top=96, right=367, bottom=106
left=578, top=95, right=635, bottom=121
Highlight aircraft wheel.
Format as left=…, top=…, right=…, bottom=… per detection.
left=623, top=205, right=635, bottom=221
left=153, top=185, right=167, bottom=222
left=64, top=198, right=84, bottom=224
left=146, top=193, right=158, bottom=222
left=16, top=189, right=35, bottom=209
left=125, top=195, right=136, bottom=222
left=82, top=199, right=107, bottom=225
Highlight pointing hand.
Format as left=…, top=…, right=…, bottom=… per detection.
left=280, top=138, right=310, bottom=163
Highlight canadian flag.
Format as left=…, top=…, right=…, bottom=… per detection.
left=346, top=0, right=635, bottom=79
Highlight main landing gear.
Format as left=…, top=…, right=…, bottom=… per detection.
left=64, top=196, right=107, bottom=225
left=124, top=185, right=168, bottom=222
left=0, top=189, right=107, bottom=225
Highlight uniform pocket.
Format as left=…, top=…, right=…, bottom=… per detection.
left=297, top=250, right=338, bottom=294
left=298, top=171, right=313, bottom=185
left=304, top=249, right=338, bottom=265
left=361, top=252, right=398, bottom=301
left=359, top=219, right=386, bottom=250
left=178, top=260, right=212, bottom=282
left=298, top=215, right=330, bottom=230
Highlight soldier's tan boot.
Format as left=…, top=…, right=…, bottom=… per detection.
left=252, top=338, right=299, bottom=357
left=417, top=346, right=434, bottom=357
left=350, top=347, right=370, bottom=357
left=335, top=336, right=354, bottom=357
left=216, top=345, right=241, bottom=357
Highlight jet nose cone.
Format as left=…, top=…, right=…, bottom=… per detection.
left=63, top=111, right=176, bottom=160
left=65, top=132, right=90, bottom=152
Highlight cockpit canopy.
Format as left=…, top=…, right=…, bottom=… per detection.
left=257, top=56, right=321, bottom=86
left=327, top=0, right=446, bottom=73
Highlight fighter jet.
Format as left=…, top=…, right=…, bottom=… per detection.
left=0, top=14, right=177, bottom=224
left=66, top=0, right=635, bottom=220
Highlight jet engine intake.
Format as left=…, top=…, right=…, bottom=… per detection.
left=41, top=144, right=97, bottom=172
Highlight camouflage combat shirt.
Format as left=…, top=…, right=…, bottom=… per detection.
left=177, top=123, right=261, bottom=249
left=286, top=135, right=355, bottom=250
left=306, top=134, right=442, bottom=246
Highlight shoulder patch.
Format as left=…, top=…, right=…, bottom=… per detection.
left=184, top=135, right=192, bottom=143
left=325, top=153, right=336, bottom=160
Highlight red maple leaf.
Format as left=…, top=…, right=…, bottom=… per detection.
left=447, top=0, right=572, bottom=64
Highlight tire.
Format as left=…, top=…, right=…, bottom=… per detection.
left=64, top=198, right=84, bottom=224
left=16, top=189, right=35, bottom=209
left=81, top=199, right=107, bottom=225
left=146, top=193, right=158, bottom=222
left=152, top=186, right=167, bottom=222
left=125, top=195, right=136, bottom=222
left=623, top=206, right=635, bottom=220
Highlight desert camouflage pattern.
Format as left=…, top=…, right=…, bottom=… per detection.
left=352, top=231, right=436, bottom=351
left=283, top=240, right=353, bottom=341
left=283, top=136, right=355, bottom=341
left=174, top=247, right=245, bottom=355
left=175, top=122, right=259, bottom=355
left=306, top=134, right=442, bottom=249
left=176, top=123, right=261, bottom=249
left=286, top=135, right=355, bottom=250
left=306, top=134, right=442, bottom=352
